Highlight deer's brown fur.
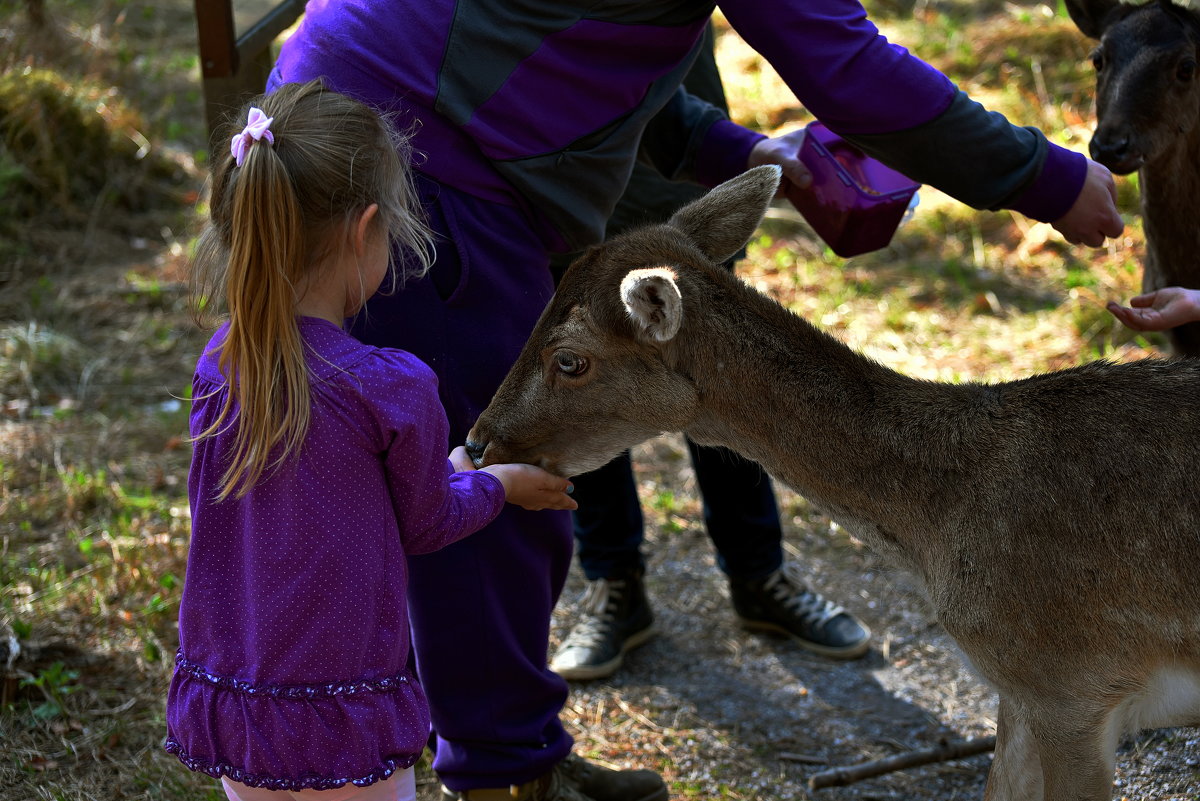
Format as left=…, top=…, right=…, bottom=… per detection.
left=1068, top=0, right=1200, bottom=355
left=468, top=166, right=1200, bottom=800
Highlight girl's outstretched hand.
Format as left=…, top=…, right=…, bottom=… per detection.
left=1106, top=287, right=1200, bottom=331
left=482, top=463, right=578, bottom=511
left=449, top=445, right=476, bottom=473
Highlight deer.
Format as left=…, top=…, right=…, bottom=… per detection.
left=1067, top=0, right=1200, bottom=356
left=465, top=165, right=1200, bottom=800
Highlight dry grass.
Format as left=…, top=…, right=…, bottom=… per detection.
left=2, top=2, right=1193, bottom=800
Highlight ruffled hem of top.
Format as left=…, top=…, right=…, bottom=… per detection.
left=163, top=738, right=417, bottom=791
left=172, top=652, right=415, bottom=699
left=166, top=652, right=429, bottom=788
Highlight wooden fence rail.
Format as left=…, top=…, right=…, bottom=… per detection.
left=193, top=0, right=304, bottom=140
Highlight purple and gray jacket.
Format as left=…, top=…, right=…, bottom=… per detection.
left=272, top=0, right=1087, bottom=252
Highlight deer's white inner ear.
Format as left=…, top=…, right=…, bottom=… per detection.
left=620, top=267, right=682, bottom=342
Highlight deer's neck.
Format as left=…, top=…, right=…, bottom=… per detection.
left=676, top=281, right=992, bottom=574
left=1139, top=126, right=1200, bottom=284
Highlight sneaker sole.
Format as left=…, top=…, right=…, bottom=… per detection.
left=550, top=623, right=658, bottom=680
left=736, top=616, right=871, bottom=660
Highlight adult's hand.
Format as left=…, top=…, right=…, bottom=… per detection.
left=1106, top=287, right=1200, bottom=332
left=1050, top=158, right=1123, bottom=247
left=748, top=128, right=813, bottom=196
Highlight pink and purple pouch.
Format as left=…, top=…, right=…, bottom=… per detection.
left=786, top=121, right=921, bottom=258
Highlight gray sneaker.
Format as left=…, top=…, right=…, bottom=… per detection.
left=442, top=753, right=668, bottom=801
left=549, top=567, right=656, bottom=680
left=729, top=562, right=871, bottom=659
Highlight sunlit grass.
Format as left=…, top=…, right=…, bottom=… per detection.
left=713, top=3, right=1159, bottom=386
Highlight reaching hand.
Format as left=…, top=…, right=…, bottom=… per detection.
left=482, top=463, right=578, bottom=511
left=449, top=445, right=476, bottom=473
left=1106, top=287, right=1200, bottom=332
left=748, top=128, right=813, bottom=197
left=1051, top=158, right=1124, bottom=247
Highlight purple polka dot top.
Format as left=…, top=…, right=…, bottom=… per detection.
left=164, top=317, right=505, bottom=790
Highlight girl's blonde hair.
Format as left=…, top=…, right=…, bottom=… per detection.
left=190, top=79, right=433, bottom=500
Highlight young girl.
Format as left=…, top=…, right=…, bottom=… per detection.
left=164, top=80, right=577, bottom=801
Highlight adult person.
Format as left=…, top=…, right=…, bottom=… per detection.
left=549, top=25, right=868, bottom=685
left=267, top=3, right=1123, bottom=800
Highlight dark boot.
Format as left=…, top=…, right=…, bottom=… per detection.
left=443, top=753, right=668, bottom=801
left=445, top=765, right=588, bottom=801
left=557, top=753, right=668, bottom=801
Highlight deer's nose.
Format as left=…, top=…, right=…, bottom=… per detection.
left=1089, top=132, right=1140, bottom=173
left=1090, top=133, right=1128, bottom=160
left=465, top=439, right=487, bottom=468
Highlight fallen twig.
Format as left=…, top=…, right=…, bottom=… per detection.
left=807, top=736, right=996, bottom=790
left=778, top=752, right=828, bottom=765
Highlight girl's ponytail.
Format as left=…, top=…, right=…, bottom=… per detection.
left=189, top=79, right=432, bottom=500
left=212, top=107, right=309, bottom=500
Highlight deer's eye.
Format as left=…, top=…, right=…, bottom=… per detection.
left=1091, top=49, right=1105, bottom=72
left=1178, top=58, right=1196, bottom=82
left=553, top=350, right=588, bottom=377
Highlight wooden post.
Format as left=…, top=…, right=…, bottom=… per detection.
left=192, top=0, right=306, bottom=143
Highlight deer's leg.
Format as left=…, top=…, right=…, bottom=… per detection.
left=1031, top=704, right=1118, bottom=801
left=984, top=696, right=1044, bottom=801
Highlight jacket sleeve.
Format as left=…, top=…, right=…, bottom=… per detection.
left=637, top=86, right=755, bottom=184
left=713, top=0, right=1087, bottom=221
left=370, top=353, right=506, bottom=555
left=842, top=92, right=1088, bottom=221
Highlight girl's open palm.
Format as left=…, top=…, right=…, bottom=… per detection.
left=482, top=463, right=577, bottom=511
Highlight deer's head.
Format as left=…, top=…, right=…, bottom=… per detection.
left=465, top=165, right=781, bottom=477
left=1068, top=0, right=1200, bottom=173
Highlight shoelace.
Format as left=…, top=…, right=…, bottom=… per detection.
left=764, top=562, right=845, bottom=628
left=560, top=578, right=625, bottom=648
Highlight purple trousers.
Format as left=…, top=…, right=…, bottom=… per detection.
left=349, top=174, right=575, bottom=790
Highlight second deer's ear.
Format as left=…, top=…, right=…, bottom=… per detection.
left=620, top=267, right=682, bottom=342
left=666, top=165, right=780, bottom=264
left=1065, top=0, right=1120, bottom=39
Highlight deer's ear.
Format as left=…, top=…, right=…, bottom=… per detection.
left=667, top=165, right=781, bottom=264
left=1065, top=0, right=1120, bottom=39
left=620, top=267, right=682, bottom=342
